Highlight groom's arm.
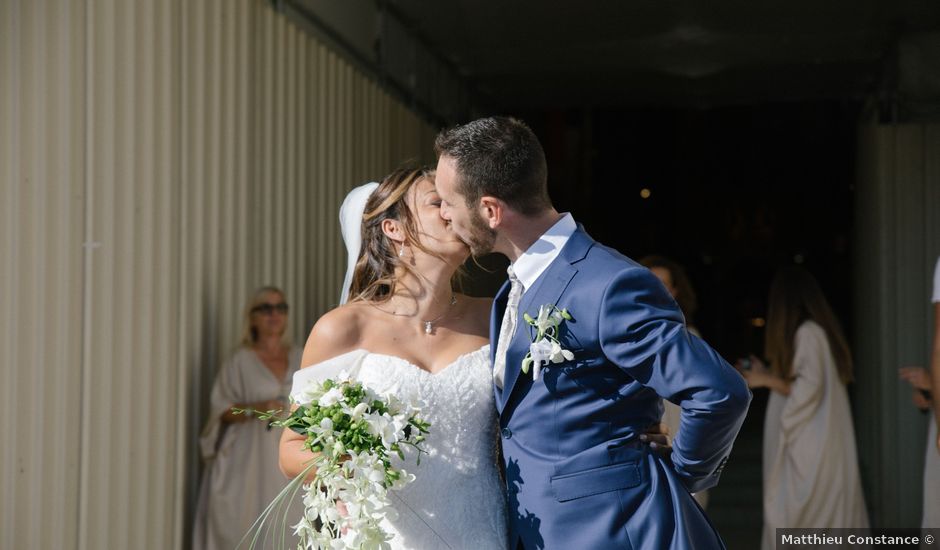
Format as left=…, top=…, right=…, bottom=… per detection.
left=599, top=266, right=751, bottom=493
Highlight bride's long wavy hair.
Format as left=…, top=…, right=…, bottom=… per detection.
left=348, top=166, right=458, bottom=303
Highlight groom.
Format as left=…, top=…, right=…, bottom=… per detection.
left=435, top=117, right=751, bottom=549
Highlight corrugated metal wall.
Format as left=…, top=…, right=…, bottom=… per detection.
left=854, top=123, right=940, bottom=527
left=1, top=1, right=86, bottom=549
left=0, top=0, right=438, bottom=548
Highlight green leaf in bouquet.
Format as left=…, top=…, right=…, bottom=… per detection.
left=285, top=405, right=310, bottom=435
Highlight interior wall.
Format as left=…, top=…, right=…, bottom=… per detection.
left=0, top=0, right=438, bottom=548
left=0, top=1, right=85, bottom=548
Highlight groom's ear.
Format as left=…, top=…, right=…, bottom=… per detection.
left=479, top=196, right=504, bottom=228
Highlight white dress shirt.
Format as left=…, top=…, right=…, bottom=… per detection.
left=510, top=213, right=577, bottom=293
left=493, top=213, right=577, bottom=389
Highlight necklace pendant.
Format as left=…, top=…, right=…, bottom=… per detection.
left=424, top=321, right=433, bottom=334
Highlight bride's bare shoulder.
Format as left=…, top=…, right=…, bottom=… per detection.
left=300, top=302, right=372, bottom=368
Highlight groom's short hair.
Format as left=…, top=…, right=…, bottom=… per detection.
left=434, top=116, right=550, bottom=215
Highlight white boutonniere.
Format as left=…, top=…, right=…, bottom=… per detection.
left=521, top=304, right=575, bottom=381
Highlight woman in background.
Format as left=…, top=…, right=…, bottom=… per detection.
left=738, top=266, right=868, bottom=549
left=193, top=286, right=302, bottom=550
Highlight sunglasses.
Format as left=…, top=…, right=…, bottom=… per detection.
left=251, top=302, right=289, bottom=315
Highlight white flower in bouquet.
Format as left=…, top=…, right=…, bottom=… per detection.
left=318, top=386, right=346, bottom=407
left=233, top=376, right=430, bottom=550
left=365, top=412, right=407, bottom=448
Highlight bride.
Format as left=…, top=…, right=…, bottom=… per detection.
left=279, top=166, right=509, bottom=549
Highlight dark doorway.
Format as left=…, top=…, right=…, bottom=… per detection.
left=532, top=101, right=858, bottom=354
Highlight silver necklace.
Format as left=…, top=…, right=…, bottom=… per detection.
left=423, top=294, right=457, bottom=334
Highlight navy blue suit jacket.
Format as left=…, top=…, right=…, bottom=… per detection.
left=491, top=226, right=751, bottom=550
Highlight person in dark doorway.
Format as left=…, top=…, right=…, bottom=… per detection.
left=736, top=266, right=868, bottom=549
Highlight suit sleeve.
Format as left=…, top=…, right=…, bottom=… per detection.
left=598, top=266, right=752, bottom=493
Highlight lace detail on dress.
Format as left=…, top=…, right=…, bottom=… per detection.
left=291, top=345, right=508, bottom=550
left=355, top=345, right=507, bottom=550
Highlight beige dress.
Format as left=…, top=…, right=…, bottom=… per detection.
left=192, top=346, right=302, bottom=550
left=760, top=321, right=868, bottom=550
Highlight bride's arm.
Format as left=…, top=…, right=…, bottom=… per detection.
left=279, top=423, right=318, bottom=480
left=278, top=306, right=362, bottom=479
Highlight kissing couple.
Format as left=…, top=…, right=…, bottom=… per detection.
left=282, top=116, right=751, bottom=549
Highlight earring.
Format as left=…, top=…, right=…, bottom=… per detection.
left=399, top=244, right=405, bottom=257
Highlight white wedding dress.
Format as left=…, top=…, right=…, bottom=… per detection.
left=290, top=345, right=509, bottom=550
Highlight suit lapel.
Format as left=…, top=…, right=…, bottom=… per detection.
left=498, top=227, right=595, bottom=411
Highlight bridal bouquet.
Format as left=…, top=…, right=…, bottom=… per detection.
left=235, top=375, right=430, bottom=550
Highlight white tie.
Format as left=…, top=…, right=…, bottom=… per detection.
left=494, top=267, right=524, bottom=388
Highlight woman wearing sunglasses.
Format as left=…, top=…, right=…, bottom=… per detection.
left=193, top=286, right=302, bottom=550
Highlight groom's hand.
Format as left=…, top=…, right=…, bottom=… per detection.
left=639, top=422, right=672, bottom=457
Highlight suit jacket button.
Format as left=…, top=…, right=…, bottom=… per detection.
left=501, top=428, right=512, bottom=439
